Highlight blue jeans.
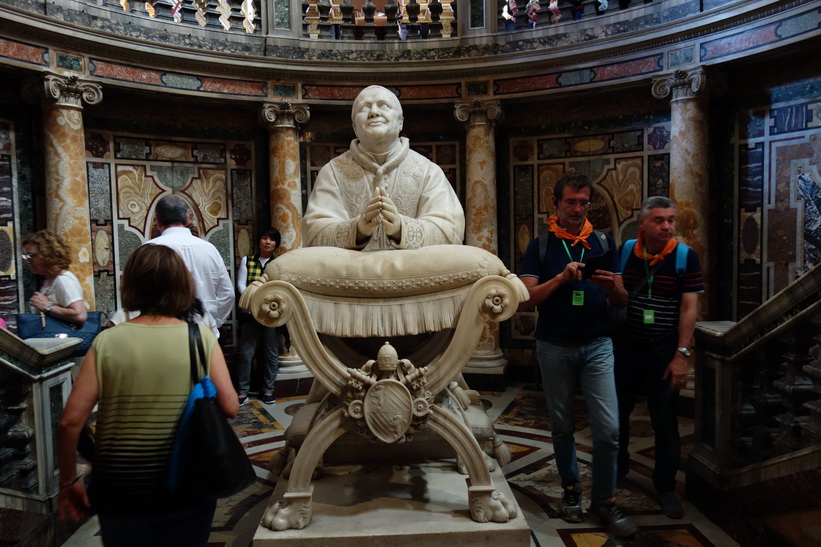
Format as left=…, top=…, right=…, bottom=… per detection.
left=614, top=334, right=680, bottom=494
left=537, top=337, right=619, bottom=505
left=237, top=313, right=279, bottom=395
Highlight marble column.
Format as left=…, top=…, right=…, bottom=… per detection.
left=262, top=101, right=311, bottom=253
left=261, top=101, right=311, bottom=380
left=454, top=99, right=507, bottom=376
left=651, top=67, right=710, bottom=321
left=41, top=74, right=103, bottom=310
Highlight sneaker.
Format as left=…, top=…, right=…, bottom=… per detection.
left=590, top=499, right=638, bottom=538
left=262, top=393, right=276, bottom=404
left=558, top=485, right=584, bottom=523
left=660, top=492, right=684, bottom=519
left=238, top=395, right=248, bottom=406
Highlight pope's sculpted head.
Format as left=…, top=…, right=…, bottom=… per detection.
left=351, top=86, right=404, bottom=154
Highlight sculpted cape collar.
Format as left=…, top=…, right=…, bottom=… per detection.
left=349, top=137, right=410, bottom=188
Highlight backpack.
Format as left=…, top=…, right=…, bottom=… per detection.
left=618, top=239, right=689, bottom=275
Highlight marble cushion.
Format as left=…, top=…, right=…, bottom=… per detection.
left=264, top=245, right=512, bottom=298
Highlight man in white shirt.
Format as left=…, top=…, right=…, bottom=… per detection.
left=147, top=194, right=235, bottom=337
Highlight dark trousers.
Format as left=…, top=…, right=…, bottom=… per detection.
left=614, top=333, right=681, bottom=494
left=98, top=498, right=216, bottom=546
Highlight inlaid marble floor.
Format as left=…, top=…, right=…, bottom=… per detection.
left=63, top=382, right=738, bottom=546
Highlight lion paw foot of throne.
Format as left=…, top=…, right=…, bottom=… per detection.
left=261, top=492, right=314, bottom=531
left=468, top=486, right=518, bottom=523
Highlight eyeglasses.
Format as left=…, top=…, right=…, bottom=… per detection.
left=22, top=252, right=39, bottom=261
left=562, top=199, right=591, bottom=208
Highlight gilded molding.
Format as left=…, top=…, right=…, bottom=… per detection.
left=262, top=101, right=311, bottom=128
left=651, top=67, right=706, bottom=102
left=454, top=99, right=502, bottom=125
left=43, top=73, right=103, bottom=107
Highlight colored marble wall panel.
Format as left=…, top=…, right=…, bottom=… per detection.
left=495, top=74, right=561, bottom=95
left=700, top=24, right=779, bottom=61
left=592, top=55, right=663, bottom=82
left=303, top=86, right=365, bottom=101
left=90, top=60, right=165, bottom=85
left=0, top=38, right=47, bottom=66
left=200, top=77, right=266, bottom=97
left=396, top=84, right=461, bottom=100
left=55, top=52, right=84, bottom=73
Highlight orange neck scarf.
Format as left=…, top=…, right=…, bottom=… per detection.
left=634, top=232, right=678, bottom=265
left=547, top=217, right=594, bottom=249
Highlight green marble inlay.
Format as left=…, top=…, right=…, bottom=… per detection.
left=207, top=224, right=232, bottom=267
left=467, top=83, right=488, bottom=96
left=668, top=47, right=694, bottom=68
left=274, top=0, right=291, bottom=30
left=777, top=10, right=821, bottom=39
left=273, top=85, right=297, bottom=98
left=161, top=73, right=203, bottom=91
left=117, top=224, right=143, bottom=265
left=56, top=52, right=83, bottom=72
left=558, top=69, right=595, bottom=87
left=151, top=165, right=196, bottom=189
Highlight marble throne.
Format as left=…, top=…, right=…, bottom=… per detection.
left=240, top=243, right=528, bottom=531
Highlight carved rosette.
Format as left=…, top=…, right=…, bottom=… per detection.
left=43, top=74, right=103, bottom=108
left=454, top=99, right=502, bottom=126
left=262, top=101, right=312, bottom=129
left=651, top=67, right=706, bottom=102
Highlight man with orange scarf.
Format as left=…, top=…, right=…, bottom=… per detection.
left=614, top=196, right=703, bottom=520
left=518, top=172, right=636, bottom=538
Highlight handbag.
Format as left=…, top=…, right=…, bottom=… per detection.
left=168, top=323, right=256, bottom=498
left=16, top=311, right=103, bottom=356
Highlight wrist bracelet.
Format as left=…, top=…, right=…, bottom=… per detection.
left=60, top=473, right=82, bottom=489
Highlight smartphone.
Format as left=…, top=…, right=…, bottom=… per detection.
left=581, top=248, right=615, bottom=279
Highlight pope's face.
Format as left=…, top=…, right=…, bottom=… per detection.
left=352, top=88, right=403, bottom=150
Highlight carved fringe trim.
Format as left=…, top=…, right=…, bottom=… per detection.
left=302, top=286, right=471, bottom=338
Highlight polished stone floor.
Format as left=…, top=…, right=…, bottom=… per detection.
left=63, top=382, right=738, bottom=546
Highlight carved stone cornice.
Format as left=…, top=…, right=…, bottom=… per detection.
left=39, top=73, right=103, bottom=108
left=453, top=99, right=502, bottom=126
left=651, top=67, right=707, bottom=102
left=262, top=101, right=311, bottom=129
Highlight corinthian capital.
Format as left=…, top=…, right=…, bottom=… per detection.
left=262, top=101, right=311, bottom=129
left=651, top=67, right=707, bottom=102
left=43, top=74, right=103, bottom=107
left=454, top=99, right=502, bottom=125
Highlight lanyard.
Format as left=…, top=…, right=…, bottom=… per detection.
left=561, top=240, right=585, bottom=266
left=643, top=245, right=654, bottom=298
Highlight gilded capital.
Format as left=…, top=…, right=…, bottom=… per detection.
left=262, top=101, right=311, bottom=129
left=43, top=74, right=103, bottom=108
left=454, top=99, right=502, bottom=125
left=651, top=67, right=706, bottom=102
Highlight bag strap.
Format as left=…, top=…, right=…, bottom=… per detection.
left=187, top=322, right=208, bottom=383
left=675, top=241, right=689, bottom=275
left=188, top=322, right=199, bottom=385
left=538, top=230, right=608, bottom=279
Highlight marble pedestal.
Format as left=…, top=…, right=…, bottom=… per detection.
left=253, top=460, right=530, bottom=546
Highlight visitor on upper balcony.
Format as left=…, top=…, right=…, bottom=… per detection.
left=548, top=0, right=560, bottom=23
left=569, top=0, right=583, bottom=19
left=526, top=0, right=539, bottom=28
left=503, top=0, right=518, bottom=31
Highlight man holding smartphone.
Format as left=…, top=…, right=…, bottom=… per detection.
left=518, top=171, right=635, bottom=538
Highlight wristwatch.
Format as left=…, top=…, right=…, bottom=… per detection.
left=45, top=304, right=54, bottom=313
left=677, top=347, right=691, bottom=357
